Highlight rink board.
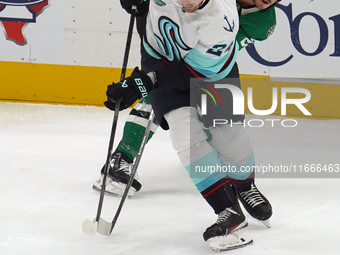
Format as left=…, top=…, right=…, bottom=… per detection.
left=0, top=62, right=339, bottom=119
left=0, top=1, right=339, bottom=119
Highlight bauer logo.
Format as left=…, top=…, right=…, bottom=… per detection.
left=134, top=78, right=148, bottom=98
left=0, top=0, right=49, bottom=45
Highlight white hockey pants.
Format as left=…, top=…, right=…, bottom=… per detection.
left=164, top=107, right=255, bottom=192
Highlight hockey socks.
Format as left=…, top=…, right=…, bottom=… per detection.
left=200, top=177, right=238, bottom=214
left=118, top=96, right=159, bottom=160
left=230, top=172, right=255, bottom=192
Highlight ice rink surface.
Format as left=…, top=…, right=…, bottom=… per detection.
left=1, top=102, right=339, bottom=255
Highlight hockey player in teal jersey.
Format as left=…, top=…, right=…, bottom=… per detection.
left=94, top=0, right=281, bottom=250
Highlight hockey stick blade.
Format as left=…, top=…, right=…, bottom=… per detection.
left=97, top=218, right=112, bottom=236
left=82, top=218, right=97, bottom=236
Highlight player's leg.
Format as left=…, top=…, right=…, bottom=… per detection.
left=93, top=96, right=159, bottom=196
left=117, top=96, right=158, bottom=160
left=209, top=123, right=272, bottom=225
left=164, top=107, right=248, bottom=241
left=200, top=60, right=272, bottom=225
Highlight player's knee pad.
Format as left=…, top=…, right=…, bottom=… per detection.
left=224, top=150, right=255, bottom=181
left=209, top=124, right=255, bottom=180
left=209, top=123, right=253, bottom=165
left=165, top=107, right=212, bottom=166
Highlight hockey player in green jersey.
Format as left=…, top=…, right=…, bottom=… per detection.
left=93, top=0, right=281, bottom=230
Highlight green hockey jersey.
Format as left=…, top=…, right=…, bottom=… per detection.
left=237, top=6, right=277, bottom=50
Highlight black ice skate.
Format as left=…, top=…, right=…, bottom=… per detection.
left=203, top=201, right=253, bottom=251
left=237, top=183, right=272, bottom=227
left=92, top=150, right=142, bottom=197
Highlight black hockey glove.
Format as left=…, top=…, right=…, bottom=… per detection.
left=120, top=0, right=149, bottom=16
left=104, top=67, right=153, bottom=111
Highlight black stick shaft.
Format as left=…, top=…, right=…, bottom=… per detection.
left=109, top=110, right=155, bottom=233
left=95, top=101, right=120, bottom=222
left=120, top=8, right=137, bottom=82
left=95, top=7, right=137, bottom=223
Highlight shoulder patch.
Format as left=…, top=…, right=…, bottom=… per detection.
left=266, top=24, right=276, bottom=38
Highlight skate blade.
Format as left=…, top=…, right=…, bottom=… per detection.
left=92, top=185, right=133, bottom=198
left=209, top=229, right=253, bottom=252
left=261, top=219, right=271, bottom=228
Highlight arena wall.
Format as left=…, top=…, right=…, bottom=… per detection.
left=0, top=0, right=339, bottom=119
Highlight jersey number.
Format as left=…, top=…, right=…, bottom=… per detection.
left=207, top=42, right=233, bottom=57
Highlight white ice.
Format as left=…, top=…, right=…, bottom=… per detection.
left=1, top=102, right=339, bottom=255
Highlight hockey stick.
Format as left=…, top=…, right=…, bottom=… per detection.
left=97, top=109, right=155, bottom=235
left=82, top=6, right=137, bottom=236
left=82, top=101, right=120, bottom=235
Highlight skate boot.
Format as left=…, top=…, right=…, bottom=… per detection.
left=236, top=183, right=272, bottom=227
left=203, top=200, right=253, bottom=251
left=92, top=150, right=142, bottom=197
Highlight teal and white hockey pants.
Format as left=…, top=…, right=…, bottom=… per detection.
left=164, top=106, right=255, bottom=213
